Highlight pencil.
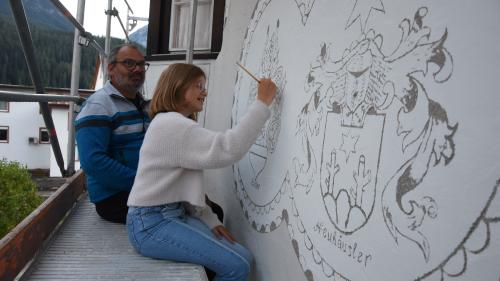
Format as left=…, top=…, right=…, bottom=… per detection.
left=236, top=62, right=260, bottom=83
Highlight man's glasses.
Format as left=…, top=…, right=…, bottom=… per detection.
left=113, top=59, right=150, bottom=71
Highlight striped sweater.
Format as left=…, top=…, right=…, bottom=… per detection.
left=75, top=81, right=150, bottom=203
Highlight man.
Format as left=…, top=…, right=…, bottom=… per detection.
left=75, top=43, right=150, bottom=224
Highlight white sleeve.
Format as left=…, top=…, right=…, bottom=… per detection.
left=179, top=100, right=270, bottom=170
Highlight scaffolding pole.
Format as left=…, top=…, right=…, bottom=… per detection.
left=109, top=7, right=130, bottom=42
left=49, top=0, right=107, bottom=90
left=104, top=0, right=113, bottom=81
left=67, top=0, right=86, bottom=176
left=8, top=0, right=67, bottom=176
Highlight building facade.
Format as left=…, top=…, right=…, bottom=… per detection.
left=0, top=97, right=51, bottom=171
left=143, top=1, right=500, bottom=281
left=0, top=84, right=91, bottom=175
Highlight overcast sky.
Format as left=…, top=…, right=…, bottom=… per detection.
left=58, top=0, right=150, bottom=39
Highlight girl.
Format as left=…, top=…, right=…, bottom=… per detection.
left=126, top=63, right=277, bottom=281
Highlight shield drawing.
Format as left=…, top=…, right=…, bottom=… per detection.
left=320, top=110, right=385, bottom=234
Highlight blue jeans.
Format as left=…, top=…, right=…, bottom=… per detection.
left=127, top=203, right=253, bottom=281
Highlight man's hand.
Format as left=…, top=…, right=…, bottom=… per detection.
left=212, top=225, right=237, bottom=244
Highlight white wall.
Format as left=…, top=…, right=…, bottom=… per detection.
left=199, top=0, right=500, bottom=281
left=201, top=2, right=308, bottom=280
left=0, top=102, right=50, bottom=169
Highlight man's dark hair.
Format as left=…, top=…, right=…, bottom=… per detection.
left=108, top=43, right=142, bottom=64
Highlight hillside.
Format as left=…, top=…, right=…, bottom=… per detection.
left=0, top=1, right=125, bottom=89
left=0, top=0, right=73, bottom=32
left=129, top=25, right=148, bottom=48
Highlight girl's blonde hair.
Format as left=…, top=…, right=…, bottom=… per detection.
left=150, top=63, right=206, bottom=120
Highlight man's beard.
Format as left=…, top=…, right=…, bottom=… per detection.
left=116, top=73, right=144, bottom=94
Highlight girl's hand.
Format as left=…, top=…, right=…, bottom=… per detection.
left=212, top=225, right=237, bottom=244
left=257, top=78, right=277, bottom=106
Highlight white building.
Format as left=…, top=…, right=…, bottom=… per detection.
left=0, top=92, right=50, bottom=171
left=0, top=84, right=91, bottom=175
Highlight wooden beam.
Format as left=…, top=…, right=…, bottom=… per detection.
left=0, top=171, right=86, bottom=281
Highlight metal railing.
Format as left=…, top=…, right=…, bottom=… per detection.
left=0, top=91, right=85, bottom=104
left=8, top=0, right=67, bottom=176
left=3, top=0, right=106, bottom=176
left=3, top=0, right=198, bottom=176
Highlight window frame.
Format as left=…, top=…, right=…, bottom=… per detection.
left=168, top=0, right=214, bottom=52
left=39, top=128, right=51, bottom=144
left=0, top=101, right=9, bottom=112
left=0, top=126, right=9, bottom=143
left=147, top=0, right=225, bottom=61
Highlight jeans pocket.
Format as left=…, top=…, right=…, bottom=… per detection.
left=139, top=208, right=165, bottom=231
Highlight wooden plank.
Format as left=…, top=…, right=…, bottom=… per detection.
left=0, top=171, right=86, bottom=281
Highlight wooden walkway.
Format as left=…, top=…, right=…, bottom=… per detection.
left=22, top=195, right=208, bottom=281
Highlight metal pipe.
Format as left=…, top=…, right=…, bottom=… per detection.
left=186, top=0, right=198, bottom=64
left=123, top=0, right=134, bottom=14
left=0, top=91, right=85, bottom=104
left=127, top=16, right=148, bottom=35
left=67, top=0, right=86, bottom=176
left=104, top=0, right=113, bottom=81
left=128, top=16, right=148, bottom=22
left=111, top=7, right=130, bottom=42
left=124, top=0, right=132, bottom=37
left=125, top=7, right=130, bottom=39
left=8, top=0, right=67, bottom=176
left=48, top=0, right=106, bottom=57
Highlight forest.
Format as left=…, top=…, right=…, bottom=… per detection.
left=0, top=15, right=125, bottom=89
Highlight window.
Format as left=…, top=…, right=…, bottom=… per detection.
left=39, top=128, right=50, bottom=144
left=0, top=101, right=9, bottom=112
left=0, top=126, right=8, bottom=143
left=147, top=0, right=225, bottom=60
left=169, top=0, right=213, bottom=51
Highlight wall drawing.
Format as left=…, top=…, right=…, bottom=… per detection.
left=232, top=0, right=500, bottom=280
left=245, top=20, right=286, bottom=188
left=234, top=2, right=289, bottom=232
left=346, top=0, right=385, bottom=32
left=294, top=0, right=316, bottom=25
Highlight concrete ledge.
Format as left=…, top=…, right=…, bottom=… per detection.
left=21, top=189, right=207, bottom=281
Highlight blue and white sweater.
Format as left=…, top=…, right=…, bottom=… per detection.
left=75, top=81, right=150, bottom=203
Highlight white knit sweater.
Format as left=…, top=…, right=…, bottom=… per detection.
left=127, top=100, right=271, bottom=228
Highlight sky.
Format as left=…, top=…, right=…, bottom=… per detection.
left=58, top=0, right=150, bottom=39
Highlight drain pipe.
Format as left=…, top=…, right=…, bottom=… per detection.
left=8, top=0, right=66, bottom=176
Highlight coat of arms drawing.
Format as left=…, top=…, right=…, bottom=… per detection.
left=232, top=0, right=500, bottom=280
